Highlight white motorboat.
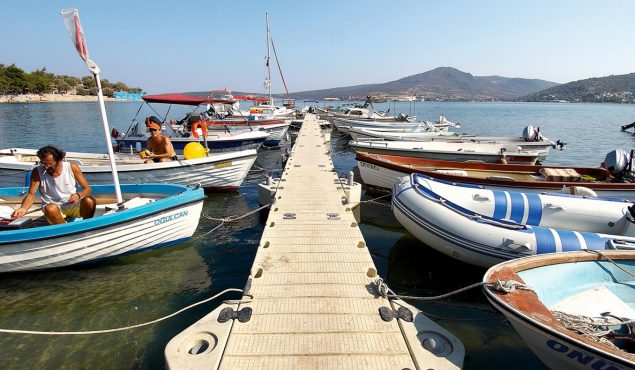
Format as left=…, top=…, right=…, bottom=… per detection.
left=0, top=148, right=258, bottom=191
left=349, top=125, right=561, bottom=161
left=350, top=139, right=542, bottom=164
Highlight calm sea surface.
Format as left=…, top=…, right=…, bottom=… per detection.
left=1, top=101, right=635, bottom=369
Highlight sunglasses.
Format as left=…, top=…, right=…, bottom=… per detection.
left=149, top=128, right=158, bottom=132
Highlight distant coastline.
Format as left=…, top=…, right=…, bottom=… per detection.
left=0, top=94, right=117, bottom=104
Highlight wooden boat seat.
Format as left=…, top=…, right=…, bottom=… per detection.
left=539, top=168, right=582, bottom=182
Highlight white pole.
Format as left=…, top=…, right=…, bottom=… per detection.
left=94, top=74, right=124, bottom=204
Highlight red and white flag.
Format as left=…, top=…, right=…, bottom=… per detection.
left=60, top=9, right=89, bottom=61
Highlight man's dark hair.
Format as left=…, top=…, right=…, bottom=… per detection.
left=37, top=145, right=65, bottom=161
left=145, top=116, right=162, bottom=126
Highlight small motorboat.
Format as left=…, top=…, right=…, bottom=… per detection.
left=349, top=125, right=561, bottom=161
left=0, top=183, right=204, bottom=272
left=351, top=139, right=542, bottom=165
left=483, top=251, right=635, bottom=370
left=356, top=151, right=635, bottom=200
left=0, top=147, right=258, bottom=192
left=392, top=173, right=635, bottom=267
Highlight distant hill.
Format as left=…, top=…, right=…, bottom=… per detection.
left=290, top=67, right=558, bottom=101
left=518, top=73, right=635, bottom=103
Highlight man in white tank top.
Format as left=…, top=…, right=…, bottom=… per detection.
left=12, top=146, right=96, bottom=224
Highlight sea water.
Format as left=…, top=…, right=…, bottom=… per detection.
left=1, top=100, right=635, bottom=369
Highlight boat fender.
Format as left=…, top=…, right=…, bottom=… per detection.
left=560, top=185, right=598, bottom=198
left=190, top=121, right=208, bottom=138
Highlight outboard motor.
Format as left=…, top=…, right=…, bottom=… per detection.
left=522, top=125, right=540, bottom=141
left=604, top=149, right=630, bottom=175
left=603, top=149, right=635, bottom=183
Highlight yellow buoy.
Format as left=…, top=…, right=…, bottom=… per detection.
left=183, top=142, right=207, bottom=160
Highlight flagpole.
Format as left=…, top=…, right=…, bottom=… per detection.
left=93, top=71, right=124, bottom=205
left=61, top=9, right=124, bottom=206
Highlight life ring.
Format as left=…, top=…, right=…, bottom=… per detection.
left=191, top=121, right=208, bottom=138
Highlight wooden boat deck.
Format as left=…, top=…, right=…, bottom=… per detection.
left=165, top=114, right=463, bottom=369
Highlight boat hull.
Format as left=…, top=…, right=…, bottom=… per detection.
left=0, top=184, right=204, bottom=272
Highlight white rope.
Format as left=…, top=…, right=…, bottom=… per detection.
left=0, top=288, right=243, bottom=335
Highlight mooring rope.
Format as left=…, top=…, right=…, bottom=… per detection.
left=0, top=288, right=244, bottom=336
left=195, top=203, right=272, bottom=239
left=373, top=277, right=532, bottom=301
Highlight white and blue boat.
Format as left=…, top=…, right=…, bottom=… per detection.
left=392, top=173, right=635, bottom=268
left=484, top=251, right=635, bottom=370
left=0, top=183, right=204, bottom=272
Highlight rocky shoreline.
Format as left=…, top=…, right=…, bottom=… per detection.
left=0, top=94, right=117, bottom=103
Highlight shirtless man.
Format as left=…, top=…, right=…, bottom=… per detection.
left=12, top=145, right=96, bottom=224
left=144, top=117, right=177, bottom=163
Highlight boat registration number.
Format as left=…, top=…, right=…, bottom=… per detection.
left=214, top=161, right=232, bottom=168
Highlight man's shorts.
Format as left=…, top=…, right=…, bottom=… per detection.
left=45, top=202, right=81, bottom=224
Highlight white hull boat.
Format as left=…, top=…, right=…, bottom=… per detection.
left=349, top=127, right=458, bottom=141
left=484, top=251, right=635, bottom=370
left=392, top=173, right=635, bottom=267
left=349, top=125, right=559, bottom=161
left=351, top=139, right=542, bottom=164
left=0, top=148, right=258, bottom=191
left=332, top=118, right=436, bottom=135
left=0, top=183, right=204, bottom=272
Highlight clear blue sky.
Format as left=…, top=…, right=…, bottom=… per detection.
left=2, top=0, right=634, bottom=94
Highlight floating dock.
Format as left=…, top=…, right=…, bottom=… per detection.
left=165, top=114, right=464, bottom=369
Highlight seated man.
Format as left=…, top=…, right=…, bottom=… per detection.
left=144, top=117, right=177, bottom=163
left=12, top=145, right=96, bottom=224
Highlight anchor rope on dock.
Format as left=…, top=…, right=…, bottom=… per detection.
left=0, top=288, right=244, bottom=336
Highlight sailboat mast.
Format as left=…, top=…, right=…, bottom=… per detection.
left=266, top=12, right=272, bottom=106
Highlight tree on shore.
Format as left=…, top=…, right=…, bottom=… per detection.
left=0, top=63, right=143, bottom=96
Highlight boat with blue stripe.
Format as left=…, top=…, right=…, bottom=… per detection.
left=0, top=183, right=204, bottom=272
left=392, top=173, right=635, bottom=267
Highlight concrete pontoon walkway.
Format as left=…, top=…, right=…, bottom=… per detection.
left=165, top=114, right=464, bottom=369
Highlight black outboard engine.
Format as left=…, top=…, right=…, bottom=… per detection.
left=604, top=149, right=635, bottom=182
left=396, top=113, right=408, bottom=122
